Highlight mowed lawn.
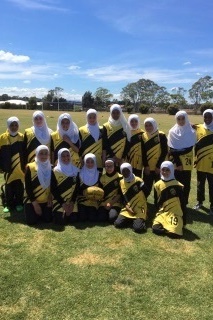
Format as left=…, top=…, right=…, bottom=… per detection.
left=0, top=109, right=213, bottom=320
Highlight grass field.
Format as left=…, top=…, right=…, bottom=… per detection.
left=0, top=109, right=213, bottom=320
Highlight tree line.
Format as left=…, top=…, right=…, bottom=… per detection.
left=1, top=76, right=213, bottom=114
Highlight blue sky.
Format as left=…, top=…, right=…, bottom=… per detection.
left=0, top=0, right=213, bottom=100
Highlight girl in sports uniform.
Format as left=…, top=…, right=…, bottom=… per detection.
left=79, top=109, right=103, bottom=172
left=152, top=161, right=185, bottom=237
left=114, top=162, right=148, bottom=233
left=127, top=114, right=144, bottom=178
left=23, top=110, right=52, bottom=165
left=24, top=145, right=53, bottom=225
left=168, top=110, right=196, bottom=205
left=0, top=117, right=25, bottom=213
left=50, top=113, right=80, bottom=168
left=51, top=148, right=79, bottom=225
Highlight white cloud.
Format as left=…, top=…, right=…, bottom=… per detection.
left=68, top=65, right=81, bottom=70
left=23, top=80, right=31, bottom=84
left=183, top=61, right=191, bottom=65
left=7, top=0, right=68, bottom=12
left=0, top=50, right=30, bottom=63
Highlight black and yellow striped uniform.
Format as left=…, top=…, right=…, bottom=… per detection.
left=79, top=125, right=103, bottom=169
left=102, top=122, right=128, bottom=160
left=153, top=179, right=184, bottom=236
left=99, top=172, right=122, bottom=209
left=50, top=131, right=81, bottom=168
left=51, top=171, right=78, bottom=214
left=24, top=162, right=51, bottom=204
left=194, top=124, right=213, bottom=173
left=119, top=176, right=147, bottom=219
left=127, top=129, right=144, bottom=177
left=77, top=179, right=100, bottom=209
left=23, top=128, right=50, bottom=164
left=0, top=131, right=24, bottom=183
left=142, top=130, right=168, bottom=170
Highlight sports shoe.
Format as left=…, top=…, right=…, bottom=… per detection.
left=3, top=207, right=10, bottom=213
left=193, top=202, right=203, bottom=210
left=16, top=205, right=23, bottom=212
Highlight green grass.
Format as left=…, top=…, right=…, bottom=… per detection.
left=1, top=109, right=213, bottom=320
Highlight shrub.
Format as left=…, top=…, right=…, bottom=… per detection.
left=167, top=104, right=179, bottom=115
left=139, top=104, right=150, bottom=114
left=200, top=102, right=213, bottom=114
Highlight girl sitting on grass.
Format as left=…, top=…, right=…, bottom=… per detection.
left=98, top=159, right=122, bottom=223
left=114, top=163, right=148, bottom=233
left=51, top=148, right=79, bottom=225
left=152, top=161, right=185, bottom=238
left=77, top=153, right=103, bottom=222
left=24, top=145, right=53, bottom=225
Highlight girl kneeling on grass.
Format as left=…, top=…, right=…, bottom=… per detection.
left=77, top=153, right=103, bottom=222
left=98, top=159, right=122, bottom=223
left=152, top=161, right=185, bottom=238
left=51, top=148, right=79, bottom=225
left=24, top=145, right=53, bottom=225
left=114, top=163, right=148, bottom=233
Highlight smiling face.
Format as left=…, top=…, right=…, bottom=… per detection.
left=38, top=149, right=49, bottom=162
left=204, top=112, right=213, bottom=125
left=145, top=121, right=154, bottom=133
left=122, top=167, right=131, bottom=179
left=61, top=118, right=70, bottom=131
left=87, top=113, right=97, bottom=125
left=161, top=167, right=171, bottom=179
left=130, top=118, right=138, bottom=129
left=34, top=115, right=44, bottom=127
left=105, top=162, right=114, bottom=174
left=9, top=121, right=19, bottom=133
left=61, top=150, right=70, bottom=164
left=111, top=109, right=120, bottom=121
left=86, top=158, right=95, bottom=169
left=176, top=115, right=185, bottom=126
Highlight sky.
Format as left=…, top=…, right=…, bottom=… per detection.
left=0, top=0, right=213, bottom=101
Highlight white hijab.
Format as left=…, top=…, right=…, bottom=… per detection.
left=54, top=148, right=79, bottom=177
left=35, top=145, right=52, bottom=189
left=168, top=110, right=196, bottom=149
left=120, top=162, right=135, bottom=183
left=80, top=153, right=99, bottom=186
left=32, top=111, right=52, bottom=145
left=160, top=161, right=175, bottom=181
left=57, top=113, right=79, bottom=143
left=128, top=114, right=140, bottom=130
left=144, top=117, right=158, bottom=136
left=203, top=109, right=213, bottom=131
left=7, top=116, right=19, bottom=136
left=86, top=109, right=100, bottom=142
left=108, top=104, right=131, bottom=141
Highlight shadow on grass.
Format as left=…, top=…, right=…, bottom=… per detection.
left=186, top=207, right=213, bottom=226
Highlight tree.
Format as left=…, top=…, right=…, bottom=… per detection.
left=27, top=96, right=37, bottom=110
left=189, top=76, right=213, bottom=112
left=82, top=91, right=94, bottom=110
left=94, top=87, right=113, bottom=107
left=121, top=79, right=170, bottom=112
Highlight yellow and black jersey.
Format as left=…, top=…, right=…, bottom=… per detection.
left=24, top=162, right=51, bottom=204
left=142, top=130, right=168, bottom=170
left=102, top=122, right=128, bottom=160
left=50, top=131, right=81, bottom=168
left=77, top=179, right=101, bottom=209
left=99, top=172, right=122, bottom=208
left=169, top=146, right=193, bottom=171
left=119, top=176, right=147, bottom=219
left=79, top=125, right=103, bottom=168
left=127, top=129, right=144, bottom=173
left=194, top=124, right=213, bottom=173
left=0, top=131, right=24, bottom=183
left=23, top=128, right=50, bottom=164
left=51, top=171, right=79, bottom=213
left=153, top=179, right=184, bottom=235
